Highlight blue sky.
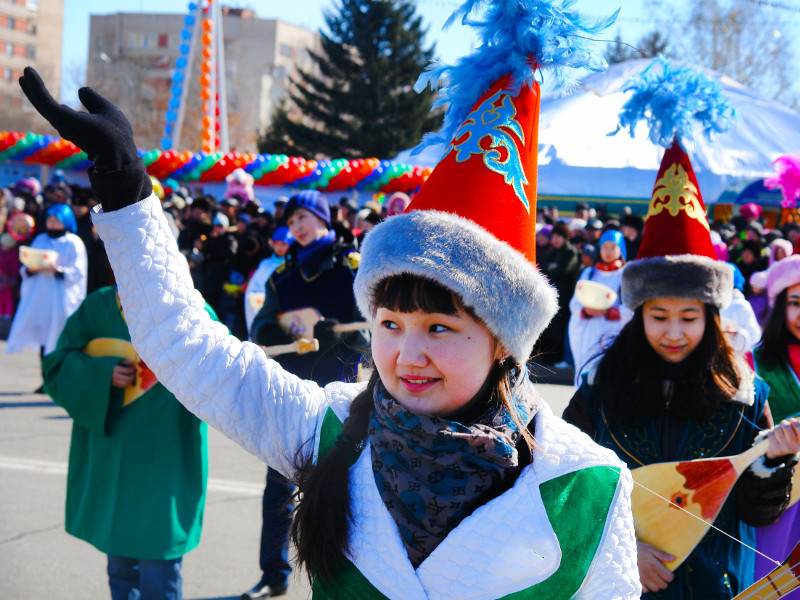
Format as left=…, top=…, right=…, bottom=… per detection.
left=60, top=0, right=653, bottom=98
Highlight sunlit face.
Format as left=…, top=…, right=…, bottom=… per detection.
left=45, top=215, right=65, bottom=232
left=774, top=246, right=789, bottom=262
left=599, top=241, right=621, bottom=264
left=287, top=208, right=328, bottom=247
left=643, top=298, right=706, bottom=363
left=271, top=240, right=290, bottom=257
left=371, top=306, right=502, bottom=417
left=786, top=283, right=800, bottom=342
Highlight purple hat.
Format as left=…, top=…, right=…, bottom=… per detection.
left=285, top=190, right=330, bottom=227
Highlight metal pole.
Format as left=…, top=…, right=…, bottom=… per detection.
left=172, top=1, right=204, bottom=151
left=215, top=0, right=230, bottom=152
left=209, top=0, right=217, bottom=153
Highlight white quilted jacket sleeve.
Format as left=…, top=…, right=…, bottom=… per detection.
left=577, top=469, right=642, bottom=599
left=92, top=195, right=330, bottom=476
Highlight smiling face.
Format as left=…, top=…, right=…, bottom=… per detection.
left=786, top=283, right=800, bottom=342
left=371, top=306, right=502, bottom=417
left=287, top=208, right=328, bottom=247
left=642, top=297, right=706, bottom=363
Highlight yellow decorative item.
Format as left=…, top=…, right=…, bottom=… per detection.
left=82, top=338, right=159, bottom=406
left=648, top=164, right=709, bottom=230
left=345, top=251, right=361, bottom=270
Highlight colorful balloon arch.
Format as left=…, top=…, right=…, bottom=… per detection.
left=0, top=131, right=434, bottom=193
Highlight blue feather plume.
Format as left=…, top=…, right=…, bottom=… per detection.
left=412, top=0, right=618, bottom=154
left=613, top=57, right=737, bottom=148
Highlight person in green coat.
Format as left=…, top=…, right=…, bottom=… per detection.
left=42, top=286, right=216, bottom=600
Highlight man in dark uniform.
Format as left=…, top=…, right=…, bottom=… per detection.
left=244, top=190, right=365, bottom=600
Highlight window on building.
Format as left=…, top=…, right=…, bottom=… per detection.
left=6, top=43, right=13, bottom=56
left=4, top=68, right=12, bottom=83
left=279, top=43, right=292, bottom=57
left=8, top=17, right=15, bottom=30
left=143, top=34, right=158, bottom=48
left=158, top=34, right=168, bottom=48
left=25, top=44, right=35, bottom=59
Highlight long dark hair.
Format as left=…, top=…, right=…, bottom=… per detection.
left=291, top=273, right=530, bottom=583
left=759, top=289, right=794, bottom=366
left=595, top=304, right=740, bottom=429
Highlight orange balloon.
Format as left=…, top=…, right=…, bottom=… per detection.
left=202, top=47, right=212, bottom=60
left=201, top=130, right=212, bottom=142
left=199, top=74, right=211, bottom=87
left=201, top=61, right=211, bottom=74
left=201, top=32, right=212, bottom=46
left=201, top=144, right=212, bottom=154
left=202, top=19, right=212, bottom=32
left=200, top=88, right=211, bottom=101
left=201, top=116, right=211, bottom=128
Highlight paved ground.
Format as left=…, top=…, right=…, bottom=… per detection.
left=0, top=341, right=575, bottom=599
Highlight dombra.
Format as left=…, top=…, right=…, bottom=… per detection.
left=632, top=439, right=770, bottom=571
left=733, top=539, right=800, bottom=598
left=575, top=280, right=617, bottom=311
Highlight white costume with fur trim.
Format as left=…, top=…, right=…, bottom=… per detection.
left=92, top=196, right=641, bottom=599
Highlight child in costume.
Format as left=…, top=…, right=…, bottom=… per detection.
left=0, top=232, right=20, bottom=319
left=5, top=203, right=87, bottom=384
left=19, top=1, right=642, bottom=597
left=567, top=228, right=631, bottom=386
left=42, top=286, right=215, bottom=600
left=563, top=59, right=800, bottom=599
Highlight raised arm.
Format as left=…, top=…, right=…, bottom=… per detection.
left=18, top=67, right=331, bottom=475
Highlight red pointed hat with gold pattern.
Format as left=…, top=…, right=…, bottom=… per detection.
left=354, top=0, right=618, bottom=362
left=615, top=58, right=736, bottom=311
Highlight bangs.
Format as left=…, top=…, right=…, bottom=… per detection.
left=372, top=274, right=466, bottom=316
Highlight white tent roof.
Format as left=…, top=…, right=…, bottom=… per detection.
left=397, top=58, right=800, bottom=204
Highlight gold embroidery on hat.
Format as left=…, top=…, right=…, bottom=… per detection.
left=648, top=164, right=710, bottom=231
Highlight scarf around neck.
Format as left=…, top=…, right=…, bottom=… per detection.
left=368, top=379, right=541, bottom=568
left=296, top=229, right=336, bottom=266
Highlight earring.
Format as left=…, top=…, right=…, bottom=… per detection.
left=499, top=355, right=508, bottom=366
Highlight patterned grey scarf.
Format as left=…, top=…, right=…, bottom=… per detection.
left=368, top=380, right=540, bottom=567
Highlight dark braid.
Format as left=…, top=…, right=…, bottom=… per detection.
left=291, top=370, right=379, bottom=583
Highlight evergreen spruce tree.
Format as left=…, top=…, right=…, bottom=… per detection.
left=257, top=0, right=439, bottom=159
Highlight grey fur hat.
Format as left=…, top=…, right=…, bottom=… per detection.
left=354, top=210, right=559, bottom=363
left=621, top=254, right=733, bottom=311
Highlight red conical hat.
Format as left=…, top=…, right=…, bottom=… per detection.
left=636, top=139, right=716, bottom=261
left=621, top=139, right=732, bottom=310
left=354, top=73, right=557, bottom=362
left=408, top=74, right=540, bottom=264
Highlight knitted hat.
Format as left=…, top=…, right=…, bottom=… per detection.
left=285, top=190, right=331, bottom=227
left=271, top=225, right=295, bottom=246
left=355, top=0, right=616, bottom=362
left=598, top=229, right=626, bottom=262
left=767, top=255, right=800, bottom=305
left=614, top=59, right=735, bottom=311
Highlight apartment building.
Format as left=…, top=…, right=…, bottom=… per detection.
left=0, top=0, right=64, bottom=131
left=87, top=8, right=320, bottom=151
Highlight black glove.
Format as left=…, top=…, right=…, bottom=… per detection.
left=18, top=67, right=151, bottom=211
left=313, top=319, right=343, bottom=351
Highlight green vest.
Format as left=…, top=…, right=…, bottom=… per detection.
left=311, top=408, right=621, bottom=599
left=754, top=348, right=800, bottom=422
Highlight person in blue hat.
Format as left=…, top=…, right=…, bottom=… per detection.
left=567, top=229, right=631, bottom=386
left=245, top=190, right=365, bottom=600
left=244, top=226, right=294, bottom=336
left=5, top=203, right=88, bottom=392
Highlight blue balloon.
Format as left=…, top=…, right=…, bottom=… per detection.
left=179, top=43, right=190, bottom=55
left=171, top=84, right=183, bottom=97
left=165, top=109, right=177, bottom=122
left=172, top=71, right=184, bottom=84
left=169, top=97, right=180, bottom=109
left=176, top=57, right=187, bottom=69
left=181, top=29, right=191, bottom=41
left=162, top=137, right=173, bottom=150
left=183, top=15, right=195, bottom=26
left=188, top=2, right=197, bottom=10
left=164, top=123, right=173, bottom=135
